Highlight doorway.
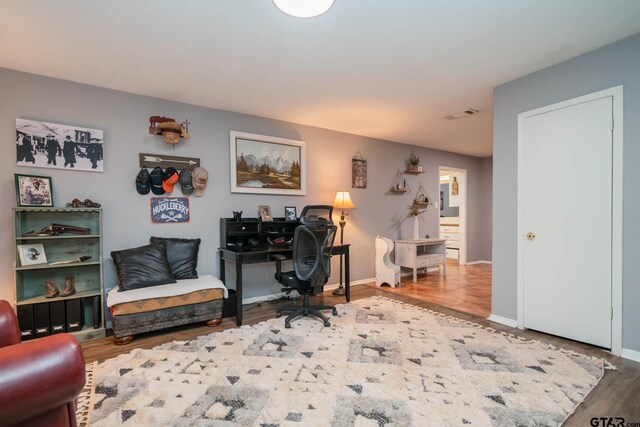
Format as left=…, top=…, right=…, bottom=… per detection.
left=517, top=86, right=623, bottom=354
left=439, top=167, right=467, bottom=265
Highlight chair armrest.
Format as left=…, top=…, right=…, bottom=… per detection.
left=271, top=254, right=287, bottom=281
left=0, top=334, right=86, bottom=426
left=0, top=300, right=21, bottom=348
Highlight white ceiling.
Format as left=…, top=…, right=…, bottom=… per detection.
left=2, top=1, right=640, bottom=157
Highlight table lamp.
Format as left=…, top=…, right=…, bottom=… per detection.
left=332, top=191, right=355, bottom=296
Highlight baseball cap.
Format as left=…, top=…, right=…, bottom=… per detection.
left=162, top=167, right=179, bottom=193
left=149, top=166, right=165, bottom=195
left=135, top=166, right=150, bottom=195
left=192, top=167, right=208, bottom=197
left=179, top=168, right=194, bottom=195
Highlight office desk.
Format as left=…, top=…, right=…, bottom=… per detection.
left=219, top=244, right=350, bottom=326
left=394, top=238, right=447, bottom=283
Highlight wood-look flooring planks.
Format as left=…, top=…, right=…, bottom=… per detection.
left=80, top=261, right=640, bottom=425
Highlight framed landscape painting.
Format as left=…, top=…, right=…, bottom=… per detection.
left=230, top=131, right=306, bottom=195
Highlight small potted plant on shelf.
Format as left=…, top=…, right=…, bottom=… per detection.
left=409, top=151, right=422, bottom=172
left=406, top=201, right=427, bottom=240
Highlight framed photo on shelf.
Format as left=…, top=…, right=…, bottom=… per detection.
left=17, top=243, right=47, bottom=266
left=259, top=205, right=273, bottom=221
left=15, top=174, right=54, bottom=207
left=230, top=131, right=306, bottom=195
left=284, top=206, right=297, bottom=221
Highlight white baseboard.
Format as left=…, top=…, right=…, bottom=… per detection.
left=621, top=348, right=640, bottom=362
left=487, top=314, right=518, bottom=328
left=467, top=260, right=493, bottom=265
left=242, top=292, right=292, bottom=305
left=325, top=277, right=373, bottom=290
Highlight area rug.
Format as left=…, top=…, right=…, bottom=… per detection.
left=82, top=296, right=612, bottom=426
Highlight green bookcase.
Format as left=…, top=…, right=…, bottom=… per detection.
left=13, top=207, right=105, bottom=342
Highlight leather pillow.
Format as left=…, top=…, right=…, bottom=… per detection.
left=111, top=242, right=176, bottom=292
left=150, top=237, right=200, bottom=280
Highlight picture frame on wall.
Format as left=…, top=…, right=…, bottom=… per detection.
left=17, top=243, right=47, bottom=267
left=15, top=174, right=54, bottom=207
left=259, top=205, right=273, bottom=221
left=16, top=118, right=104, bottom=172
left=230, top=131, right=306, bottom=195
left=284, top=206, right=297, bottom=221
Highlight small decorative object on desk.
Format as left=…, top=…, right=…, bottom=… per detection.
left=284, top=206, right=297, bottom=221
left=233, top=210, right=243, bottom=221
left=259, top=205, right=273, bottom=221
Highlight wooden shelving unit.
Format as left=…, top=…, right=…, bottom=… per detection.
left=13, top=207, right=105, bottom=342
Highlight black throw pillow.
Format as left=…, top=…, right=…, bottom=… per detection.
left=150, top=237, right=200, bottom=280
left=111, top=242, right=176, bottom=292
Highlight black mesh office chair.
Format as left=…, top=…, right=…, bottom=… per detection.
left=273, top=221, right=338, bottom=328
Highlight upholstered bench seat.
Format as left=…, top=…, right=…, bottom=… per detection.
left=107, top=274, right=228, bottom=344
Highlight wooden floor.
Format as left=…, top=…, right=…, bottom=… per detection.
left=365, top=260, right=492, bottom=318
left=81, top=264, right=640, bottom=425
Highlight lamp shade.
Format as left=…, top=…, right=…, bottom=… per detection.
left=273, top=0, right=335, bottom=18
left=333, top=191, right=355, bottom=210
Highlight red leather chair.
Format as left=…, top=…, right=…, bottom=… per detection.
left=0, top=300, right=86, bottom=427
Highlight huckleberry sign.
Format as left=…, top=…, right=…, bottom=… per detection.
left=150, top=197, right=190, bottom=224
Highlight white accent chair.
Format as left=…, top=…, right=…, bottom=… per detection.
left=375, top=235, right=401, bottom=287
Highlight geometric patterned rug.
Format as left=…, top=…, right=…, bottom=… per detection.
left=82, top=296, right=612, bottom=426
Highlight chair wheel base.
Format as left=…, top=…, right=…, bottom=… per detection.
left=324, top=320, right=331, bottom=327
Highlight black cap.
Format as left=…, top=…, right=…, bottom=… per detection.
left=135, top=166, right=150, bottom=195
left=149, top=166, right=165, bottom=195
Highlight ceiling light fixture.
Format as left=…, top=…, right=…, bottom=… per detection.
left=444, top=109, right=479, bottom=120
left=273, top=0, right=335, bottom=18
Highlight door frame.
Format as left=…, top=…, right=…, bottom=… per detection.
left=516, top=85, right=623, bottom=355
left=439, top=166, right=467, bottom=265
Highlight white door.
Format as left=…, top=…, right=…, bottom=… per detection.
left=522, top=96, right=612, bottom=348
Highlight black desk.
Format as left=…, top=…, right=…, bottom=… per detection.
left=218, top=244, right=350, bottom=326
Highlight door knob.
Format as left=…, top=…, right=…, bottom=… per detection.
left=526, top=232, right=536, bottom=240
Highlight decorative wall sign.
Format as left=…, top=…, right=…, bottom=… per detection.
left=230, top=131, right=306, bottom=195
left=16, top=119, right=104, bottom=172
left=139, top=153, right=200, bottom=170
left=352, top=151, right=367, bottom=188
left=15, top=173, right=54, bottom=207
left=150, top=197, right=190, bottom=224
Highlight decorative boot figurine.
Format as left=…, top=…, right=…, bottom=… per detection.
left=45, top=280, right=59, bottom=298
left=60, top=275, right=76, bottom=297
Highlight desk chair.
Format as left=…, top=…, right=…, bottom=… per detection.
left=273, top=223, right=338, bottom=328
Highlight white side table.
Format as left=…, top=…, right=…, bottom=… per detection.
left=393, top=238, right=447, bottom=283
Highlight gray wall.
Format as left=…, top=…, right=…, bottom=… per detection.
left=479, top=156, right=493, bottom=262
left=492, top=33, right=640, bottom=351
left=0, top=67, right=492, bottom=305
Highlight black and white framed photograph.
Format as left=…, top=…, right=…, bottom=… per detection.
left=284, top=206, right=297, bottom=221
left=259, top=205, right=273, bottom=221
left=16, top=118, right=104, bottom=172
left=230, top=131, right=306, bottom=195
left=17, top=243, right=47, bottom=266
left=15, top=174, right=54, bottom=207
